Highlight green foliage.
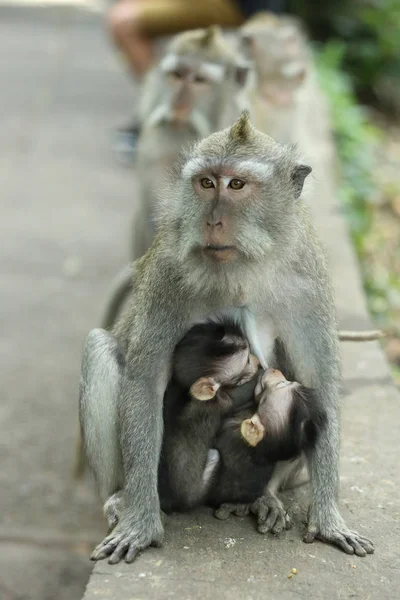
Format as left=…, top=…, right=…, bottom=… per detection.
left=335, top=0, right=400, bottom=92
left=316, top=43, right=400, bottom=343
left=292, top=0, right=400, bottom=99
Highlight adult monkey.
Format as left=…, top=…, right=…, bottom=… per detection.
left=131, top=25, right=249, bottom=261
left=238, top=11, right=313, bottom=145
left=80, top=113, right=374, bottom=563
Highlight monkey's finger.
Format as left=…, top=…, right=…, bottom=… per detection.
left=90, top=537, right=120, bottom=560
left=125, top=545, right=140, bottom=563
left=350, top=531, right=374, bottom=549
left=303, top=531, right=316, bottom=544
left=254, top=504, right=268, bottom=524
left=233, top=504, right=250, bottom=517
left=346, top=537, right=367, bottom=557
left=214, top=504, right=235, bottom=520
left=346, top=534, right=374, bottom=556
left=259, top=508, right=280, bottom=533
left=271, top=521, right=284, bottom=535
left=93, top=539, right=120, bottom=558
left=329, top=535, right=355, bottom=555
left=108, top=541, right=130, bottom=564
left=271, top=513, right=288, bottom=535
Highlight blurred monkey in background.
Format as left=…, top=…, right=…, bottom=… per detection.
left=107, top=0, right=286, bottom=151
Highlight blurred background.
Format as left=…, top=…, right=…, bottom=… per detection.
left=0, top=0, right=398, bottom=599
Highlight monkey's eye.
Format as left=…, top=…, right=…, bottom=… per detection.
left=229, top=179, right=246, bottom=190
left=194, top=74, right=208, bottom=84
left=200, top=178, right=215, bottom=189
left=169, top=70, right=183, bottom=80
left=276, top=381, right=290, bottom=389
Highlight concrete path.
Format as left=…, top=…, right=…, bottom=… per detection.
left=0, top=8, right=399, bottom=600
left=0, top=8, right=136, bottom=599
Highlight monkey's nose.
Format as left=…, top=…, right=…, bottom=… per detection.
left=207, top=220, right=223, bottom=230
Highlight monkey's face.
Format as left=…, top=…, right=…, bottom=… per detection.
left=240, top=20, right=307, bottom=105
left=157, top=54, right=227, bottom=137
left=179, top=162, right=305, bottom=266
left=164, top=114, right=312, bottom=277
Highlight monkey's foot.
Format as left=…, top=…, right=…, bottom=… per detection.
left=251, top=493, right=291, bottom=535
left=190, top=377, right=220, bottom=401
left=214, top=502, right=251, bottom=520
left=90, top=513, right=164, bottom=564
left=303, top=515, right=374, bottom=557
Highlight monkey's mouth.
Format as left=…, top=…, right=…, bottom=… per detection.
left=204, top=244, right=236, bottom=262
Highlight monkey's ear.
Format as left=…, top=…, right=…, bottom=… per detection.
left=291, top=163, right=312, bottom=198
left=202, top=25, right=221, bottom=47
left=190, top=377, right=220, bottom=401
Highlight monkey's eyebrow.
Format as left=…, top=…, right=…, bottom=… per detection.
left=197, top=63, right=225, bottom=82
left=159, top=54, right=225, bottom=82
left=182, top=158, right=273, bottom=180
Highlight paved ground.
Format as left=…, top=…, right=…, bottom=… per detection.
left=0, top=8, right=137, bottom=599
left=1, top=7, right=399, bottom=600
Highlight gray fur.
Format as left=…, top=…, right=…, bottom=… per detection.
left=79, top=115, right=373, bottom=563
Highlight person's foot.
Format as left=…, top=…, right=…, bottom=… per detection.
left=112, top=121, right=140, bottom=164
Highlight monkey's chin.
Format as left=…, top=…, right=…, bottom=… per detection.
left=203, top=246, right=237, bottom=263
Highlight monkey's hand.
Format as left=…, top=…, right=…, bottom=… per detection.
left=90, top=511, right=164, bottom=564
left=251, top=492, right=291, bottom=535
left=303, top=507, right=374, bottom=557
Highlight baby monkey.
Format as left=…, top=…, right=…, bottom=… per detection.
left=159, top=321, right=326, bottom=523
left=240, top=368, right=326, bottom=460
left=158, top=319, right=260, bottom=513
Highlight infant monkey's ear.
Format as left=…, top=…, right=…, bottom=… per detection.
left=190, top=377, right=221, bottom=401
left=241, top=414, right=265, bottom=446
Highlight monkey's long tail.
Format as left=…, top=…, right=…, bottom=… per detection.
left=338, top=330, right=385, bottom=341
left=100, top=264, right=133, bottom=331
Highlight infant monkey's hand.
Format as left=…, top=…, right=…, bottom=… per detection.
left=241, top=414, right=265, bottom=446
left=190, top=377, right=220, bottom=400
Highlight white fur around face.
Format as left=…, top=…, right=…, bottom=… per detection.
left=159, top=53, right=225, bottom=83
left=181, top=158, right=274, bottom=182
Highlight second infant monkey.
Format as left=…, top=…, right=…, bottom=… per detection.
left=240, top=368, right=326, bottom=461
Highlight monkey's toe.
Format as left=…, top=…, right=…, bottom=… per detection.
left=214, top=502, right=250, bottom=521
left=303, top=525, right=374, bottom=556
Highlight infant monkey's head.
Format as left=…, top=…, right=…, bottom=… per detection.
left=173, top=320, right=259, bottom=400
left=241, top=368, right=325, bottom=460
